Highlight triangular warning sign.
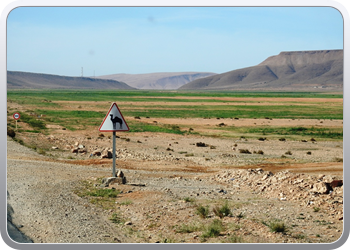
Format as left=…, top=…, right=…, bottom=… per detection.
left=99, top=103, right=129, bottom=132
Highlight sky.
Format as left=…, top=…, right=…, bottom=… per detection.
left=6, top=6, right=344, bottom=77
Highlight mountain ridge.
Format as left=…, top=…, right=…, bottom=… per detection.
left=7, top=71, right=135, bottom=90
left=179, top=50, right=343, bottom=91
left=97, top=72, right=216, bottom=90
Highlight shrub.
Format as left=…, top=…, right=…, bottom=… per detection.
left=313, top=207, right=321, bottom=212
left=239, top=149, right=251, bottom=154
left=279, top=138, right=286, bottom=141
left=86, top=188, right=120, bottom=198
left=213, top=202, right=232, bottom=218
left=196, top=205, right=209, bottom=219
left=254, top=150, right=264, bottom=155
left=237, top=212, right=245, bottom=219
left=306, top=151, right=312, bottom=155
left=7, top=127, right=16, bottom=138
left=185, top=153, right=194, bottom=157
left=267, top=221, right=287, bottom=233
left=285, top=151, right=292, bottom=155
left=184, top=197, right=195, bottom=203
left=175, top=223, right=199, bottom=233
left=120, top=199, right=133, bottom=205
left=201, top=219, right=223, bottom=239
left=110, top=213, right=124, bottom=224
left=334, top=157, right=343, bottom=162
left=36, top=148, right=46, bottom=155
left=226, top=234, right=244, bottom=243
left=20, top=113, right=46, bottom=130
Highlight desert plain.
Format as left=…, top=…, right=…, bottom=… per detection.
left=6, top=90, right=344, bottom=244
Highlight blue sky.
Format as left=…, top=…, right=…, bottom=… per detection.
left=7, top=7, right=343, bottom=76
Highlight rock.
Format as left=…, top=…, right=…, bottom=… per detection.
left=318, top=174, right=325, bottom=180
left=92, top=150, right=101, bottom=156
left=102, top=177, right=127, bottom=186
left=116, top=170, right=124, bottom=178
left=101, top=149, right=113, bottom=159
left=78, top=148, right=87, bottom=153
left=71, top=148, right=79, bottom=153
left=312, top=182, right=330, bottom=194
left=329, top=180, right=343, bottom=188
left=196, top=142, right=207, bottom=147
left=124, top=221, right=132, bottom=225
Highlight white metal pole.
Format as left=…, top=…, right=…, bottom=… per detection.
left=112, top=131, right=116, bottom=177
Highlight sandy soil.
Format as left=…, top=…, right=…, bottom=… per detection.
left=6, top=99, right=344, bottom=244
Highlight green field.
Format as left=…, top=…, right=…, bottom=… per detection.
left=7, top=90, right=343, bottom=139
left=7, top=89, right=343, bottom=100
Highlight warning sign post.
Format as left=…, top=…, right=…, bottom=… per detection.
left=13, top=112, right=20, bottom=130
left=99, top=103, right=129, bottom=177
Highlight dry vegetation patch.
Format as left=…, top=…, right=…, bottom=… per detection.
left=7, top=91, right=343, bottom=244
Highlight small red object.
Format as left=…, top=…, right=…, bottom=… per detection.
left=13, top=112, right=20, bottom=120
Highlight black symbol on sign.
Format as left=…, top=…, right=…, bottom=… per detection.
left=110, top=114, right=123, bottom=130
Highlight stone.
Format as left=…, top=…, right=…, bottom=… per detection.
left=71, top=148, right=79, bottom=153
left=102, top=176, right=126, bottom=186
left=92, top=150, right=101, bottom=156
left=124, top=221, right=132, bottom=225
left=329, top=180, right=343, bottom=188
left=312, top=182, right=330, bottom=194
left=78, top=148, right=87, bottom=153
left=101, top=149, right=113, bottom=159
left=117, top=170, right=124, bottom=178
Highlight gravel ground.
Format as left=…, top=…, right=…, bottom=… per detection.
left=7, top=138, right=132, bottom=243
left=7, top=136, right=343, bottom=244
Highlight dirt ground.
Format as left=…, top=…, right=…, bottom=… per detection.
left=6, top=99, right=344, bottom=244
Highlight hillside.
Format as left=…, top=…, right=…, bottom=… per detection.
left=179, top=50, right=343, bottom=91
left=97, top=72, right=216, bottom=90
left=7, top=71, right=135, bottom=90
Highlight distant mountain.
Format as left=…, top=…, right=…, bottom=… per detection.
left=7, top=71, right=135, bottom=90
left=97, top=72, right=216, bottom=90
left=179, top=50, right=343, bottom=91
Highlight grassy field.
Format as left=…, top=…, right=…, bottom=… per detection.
left=7, top=90, right=343, bottom=140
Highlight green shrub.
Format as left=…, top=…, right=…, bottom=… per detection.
left=120, top=199, right=133, bottom=205
left=225, top=234, right=244, bottom=243
left=184, top=197, right=195, bottom=203
left=213, top=202, right=232, bottom=218
left=196, top=205, right=209, bottom=219
left=20, top=113, right=46, bottom=130
left=86, top=188, right=120, bottom=198
left=110, top=213, right=124, bottom=224
left=175, top=223, right=200, bottom=233
left=313, top=207, right=321, bottom=212
left=201, top=219, right=223, bottom=239
left=267, top=221, right=287, bottom=233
